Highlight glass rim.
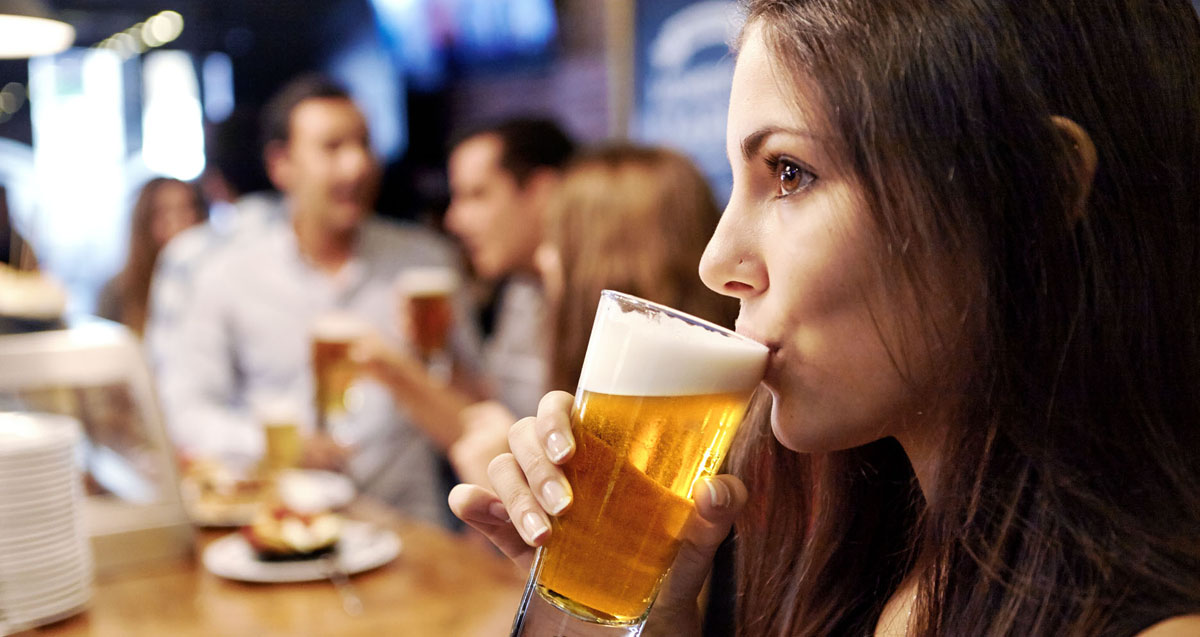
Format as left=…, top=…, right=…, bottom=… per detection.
left=598, top=289, right=767, bottom=351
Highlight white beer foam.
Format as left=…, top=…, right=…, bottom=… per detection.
left=311, top=312, right=370, bottom=342
left=577, top=300, right=768, bottom=397
left=395, top=267, right=459, bottom=297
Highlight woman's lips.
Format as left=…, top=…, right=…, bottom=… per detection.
left=735, top=325, right=782, bottom=386
left=734, top=326, right=777, bottom=353
left=762, top=351, right=784, bottom=389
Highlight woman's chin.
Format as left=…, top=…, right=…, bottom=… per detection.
left=768, top=393, right=822, bottom=452
left=768, top=393, right=873, bottom=454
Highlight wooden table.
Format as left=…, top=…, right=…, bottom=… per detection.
left=26, top=500, right=527, bottom=636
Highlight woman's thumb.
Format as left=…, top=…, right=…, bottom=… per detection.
left=655, top=474, right=747, bottom=609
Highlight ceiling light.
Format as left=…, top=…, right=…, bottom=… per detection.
left=149, top=11, right=183, bottom=45
left=0, top=0, right=75, bottom=59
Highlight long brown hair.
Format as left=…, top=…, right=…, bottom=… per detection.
left=544, top=145, right=738, bottom=392
left=731, top=1, right=1200, bottom=635
left=118, top=177, right=205, bottom=334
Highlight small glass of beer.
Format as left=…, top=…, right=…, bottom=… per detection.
left=310, top=312, right=370, bottom=429
left=395, top=266, right=458, bottom=377
left=510, top=291, right=768, bottom=636
left=257, top=398, right=302, bottom=474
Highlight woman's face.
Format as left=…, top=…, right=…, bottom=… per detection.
left=700, top=25, right=948, bottom=453
left=151, top=182, right=203, bottom=248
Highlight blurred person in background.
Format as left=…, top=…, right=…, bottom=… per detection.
left=159, top=74, right=473, bottom=524
left=348, top=118, right=575, bottom=466
left=359, top=145, right=737, bottom=490
left=444, top=118, right=575, bottom=419
left=146, top=108, right=283, bottom=375
left=96, top=177, right=206, bottom=334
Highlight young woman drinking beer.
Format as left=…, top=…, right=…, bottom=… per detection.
left=450, top=0, right=1200, bottom=635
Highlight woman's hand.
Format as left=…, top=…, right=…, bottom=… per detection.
left=448, top=391, right=576, bottom=569
left=447, top=390, right=749, bottom=631
left=449, top=401, right=517, bottom=488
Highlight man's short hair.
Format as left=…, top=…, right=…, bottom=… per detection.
left=260, top=74, right=353, bottom=148
left=451, top=117, right=576, bottom=186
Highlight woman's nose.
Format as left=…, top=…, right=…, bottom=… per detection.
left=698, top=202, right=766, bottom=300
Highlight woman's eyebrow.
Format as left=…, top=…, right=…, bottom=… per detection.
left=740, top=126, right=820, bottom=161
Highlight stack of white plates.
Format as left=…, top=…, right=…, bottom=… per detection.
left=0, top=412, right=92, bottom=633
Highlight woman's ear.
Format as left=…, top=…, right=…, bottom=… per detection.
left=1050, top=115, right=1098, bottom=223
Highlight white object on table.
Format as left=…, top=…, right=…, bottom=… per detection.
left=201, top=520, right=401, bottom=583
left=0, top=412, right=91, bottom=634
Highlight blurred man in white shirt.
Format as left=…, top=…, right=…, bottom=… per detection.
left=159, top=76, right=473, bottom=523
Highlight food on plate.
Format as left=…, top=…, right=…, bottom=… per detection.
left=242, top=505, right=343, bottom=561
left=180, top=459, right=272, bottom=524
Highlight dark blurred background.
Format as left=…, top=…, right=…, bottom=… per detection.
left=0, top=0, right=655, bottom=312
left=0, top=0, right=613, bottom=215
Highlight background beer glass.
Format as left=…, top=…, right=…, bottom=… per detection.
left=257, top=399, right=302, bottom=474
left=394, top=267, right=458, bottom=380
left=310, top=313, right=369, bottom=430
left=511, top=290, right=767, bottom=636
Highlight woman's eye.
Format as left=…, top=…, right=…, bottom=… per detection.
left=776, top=158, right=816, bottom=197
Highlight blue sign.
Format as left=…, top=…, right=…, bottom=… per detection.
left=634, top=0, right=740, bottom=203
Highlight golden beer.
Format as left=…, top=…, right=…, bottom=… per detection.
left=408, top=293, right=453, bottom=359
left=513, top=290, right=767, bottom=633
left=310, top=314, right=368, bottom=420
left=536, top=389, right=755, bottom=622
left=263, top=421, right=301, bottom=473
left=395, top=267, right=458, bottom=362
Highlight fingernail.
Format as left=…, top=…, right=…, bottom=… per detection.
left=541, top=480, right=571, bottom=515
left=522, top=512, right=549, bottom=542
left=705, top=478, right=730, bottom=508
left=488, top=501, right=509, bottom=522
left=545, top=432, right=572, bottom=463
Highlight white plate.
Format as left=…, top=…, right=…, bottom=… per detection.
left=276, top=470, right=356, bottom=513
left=1, top=587, right=90, bottom=627
left=0, top=460, right=74, bottom=478
left=183, top=469, right=357, bottom=527
left=0, top=449, right=74, bottom=469
left=201, top=520, right=400, bottom=583
left=0, top=413, right=79, bottom=457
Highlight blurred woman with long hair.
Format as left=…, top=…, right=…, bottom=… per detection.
left=539, top=144, right=737, bottom=393
left=98, top=177, right=206, bottom=334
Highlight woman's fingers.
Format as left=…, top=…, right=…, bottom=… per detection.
left=447, top=392, right=578, bottom=567
left=654, top=474, right=748, bottom=612
left=487, top=449, right=553, bottom=546
left=691, top=474, right=748, bottom=540
left=509, top=416, right=573, bottom=517
left=534, top=391, right=576, bottom=464
left=447, top=483, right=534, bottom=569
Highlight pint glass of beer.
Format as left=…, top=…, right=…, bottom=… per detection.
left=310, top=313, right=369, bottom=428
left=394, top=266, right=458, bottom=365
left=511, top=291, right=768, bottom=635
